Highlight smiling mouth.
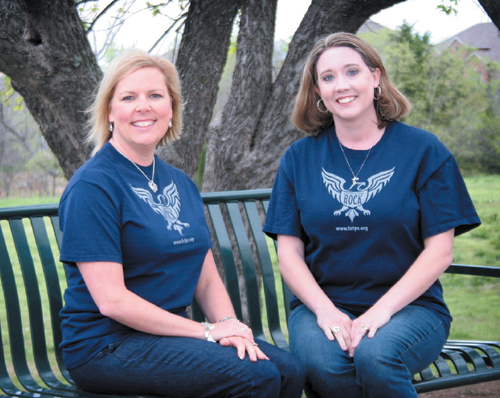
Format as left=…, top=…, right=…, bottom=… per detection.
left=132, top=121, right=155, bottom=127
left=337, top=97, right=356, bottom=104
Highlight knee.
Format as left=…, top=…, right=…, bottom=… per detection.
left=250, top=363, right=282, bottom=396
left=281, top=355, right=307, bottom=385
left=354, top=341, right=403, bottom=385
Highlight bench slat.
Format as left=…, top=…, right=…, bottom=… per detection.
left=0, top=225, right=39, bottom=397
left=260, top=199, right=294, bottom=323
left=243, top=201, right=289, bottom=351
left=433, top=355, right=454, bottom=377
left=206, top=203, right=243, bottom=321
left=225, top=202, right=265, bottom=341
left=30, top=216, right=72, bottom=384
left=15, top=216, right=68, bottom=390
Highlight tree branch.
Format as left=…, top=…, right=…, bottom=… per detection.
left=148, top=12, right=188, bottom=53
left=86, top=0, right=121, bottom=32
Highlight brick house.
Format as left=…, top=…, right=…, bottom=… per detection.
left=436, top=22, right=500, bottom=82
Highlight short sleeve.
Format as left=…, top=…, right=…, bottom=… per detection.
left=419, top=156, right=480, bottom=239
left=59, top=181, right=123, bottom=265
left=263, top=158, right=304, bottom=241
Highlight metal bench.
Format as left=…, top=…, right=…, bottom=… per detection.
left=0, top=188, right=498, bottom=397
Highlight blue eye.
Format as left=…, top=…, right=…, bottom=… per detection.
left=123, top=96, right=134, bottom=101
left=347, top=69, right=358, bottom=76
left=323, top=75, right=333, bottom=81
left=151, top=93, right=162, bottom=98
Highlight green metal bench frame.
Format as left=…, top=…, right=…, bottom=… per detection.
left=0, top=188, right=498, bottom=397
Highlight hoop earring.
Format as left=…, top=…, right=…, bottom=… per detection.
left=317, top=99, right=329, bottom=113
left=109, top=122, right=114, bottom=133
left=374, top=86, right=382, bottom=100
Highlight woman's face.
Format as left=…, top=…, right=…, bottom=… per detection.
left=314, top=46, right=380, bottom=126
left=109, top=67, right=172, bottom=157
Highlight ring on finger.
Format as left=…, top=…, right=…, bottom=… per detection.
left=361, top=324, right=369, bottom=331
left=253, top=343, right=259, bottom=346
left=330, top=325, right=341, bottom=334
left=241, top=327, right=247, bottom=332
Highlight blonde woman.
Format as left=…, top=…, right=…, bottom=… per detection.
left=59, top=49, right=305, bottom=398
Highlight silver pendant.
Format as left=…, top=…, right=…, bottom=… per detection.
left=149, top=180, right=158, bottom=193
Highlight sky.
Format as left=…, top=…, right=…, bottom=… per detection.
left=275, top=0, right=492, bottom=44
left=99, top=0, right=493, bottom=54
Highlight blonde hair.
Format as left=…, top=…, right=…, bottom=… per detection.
left=292, top=32, right=412, bottom=135
left=86, top=49, right=183, bottom=154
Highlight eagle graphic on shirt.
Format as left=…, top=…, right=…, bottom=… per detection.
left=131, top=181, right=190, bottom=235
left=322, top=167, right=395, bottom=222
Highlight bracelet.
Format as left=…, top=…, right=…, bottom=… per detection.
left=201, top=322, right=216, bottom=343
left=219, top=316, right=235, bottom=323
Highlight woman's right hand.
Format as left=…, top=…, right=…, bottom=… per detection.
left=219, top=336, right=269, bottom=361
left=208, top=318, right=255, bottom=342
left=316, top=309, right=354, bottom=356
left=207, top=319, right=268, bottom=361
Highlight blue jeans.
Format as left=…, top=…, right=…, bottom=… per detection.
left=288, top=304, right=448, bottom=398
left=69, top=332, right=305, bottom=398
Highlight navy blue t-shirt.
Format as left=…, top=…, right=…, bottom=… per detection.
left=59, top=142, right=212, bottom=370
left=263, top=121, right=480, bottom=331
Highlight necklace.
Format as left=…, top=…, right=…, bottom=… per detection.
left=337, top=137, right=372, bottom=185
left=113, top=145, right=158, bottom=193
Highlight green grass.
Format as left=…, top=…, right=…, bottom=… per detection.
left=0, top=196, right=60, bottom=208
left=441, top=174, right=500, bottom=340
left=452, top=174, right=500, bottom=266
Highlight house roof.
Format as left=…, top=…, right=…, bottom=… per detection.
left=436, top=22, right=500, bottom=64
left=357, top=20, right=385, bottom=35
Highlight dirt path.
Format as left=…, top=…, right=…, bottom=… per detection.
left=419, top=380, right=500, bottom=397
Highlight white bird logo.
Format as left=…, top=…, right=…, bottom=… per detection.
left=322, top=167, right=395, bottom=222
left=131, top=181, right=190, bottom=235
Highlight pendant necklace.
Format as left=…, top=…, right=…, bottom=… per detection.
left=337, top=137, right=372, bottom=185
left=113, top=145, right=158, bottom=193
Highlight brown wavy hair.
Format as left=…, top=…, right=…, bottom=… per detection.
left=86, top=49, right=183, bottom=155
left=291, top=32, right=411, bottom=135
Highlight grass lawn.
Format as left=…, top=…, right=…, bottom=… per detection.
left=441, top=174, right=500, bottom=340
left=0, top=197, right=60, bottom=208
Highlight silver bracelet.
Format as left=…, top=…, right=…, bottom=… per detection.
left=219, top=316, right=235, bottom=323
left=201, top=322, right=216, bottom=343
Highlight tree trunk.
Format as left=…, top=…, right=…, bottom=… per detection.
left=156, top=0, right=243, bottom=176
left=202, top=0, right=278, bottom=191
left=478, top=0, right=500, bottom=30
left=202, top=0, right=406, bottom=191
left=0, top=0, right=101, bottom=180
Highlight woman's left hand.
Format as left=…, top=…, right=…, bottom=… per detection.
left=350, top=308, right=392, bottom=352
left=219, top=336, right=269, bottom=362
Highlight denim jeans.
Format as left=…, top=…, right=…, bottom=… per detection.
left=288, top=304, right=448, bottom=398
left=69, top=332, right=305, bottom=398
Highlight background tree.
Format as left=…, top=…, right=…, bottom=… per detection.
left=0, top=0, right=498, bottom=191
left=0, top=75, right=62, bottom=196
left=360, top=22, right=500, bottom=174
